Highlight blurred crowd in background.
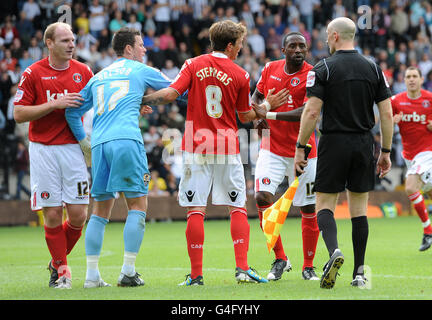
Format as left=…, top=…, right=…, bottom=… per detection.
left=0, top=0, right=432, bottom=200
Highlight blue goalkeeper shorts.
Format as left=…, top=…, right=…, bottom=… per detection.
left=91, top=139, right=150, bottom=201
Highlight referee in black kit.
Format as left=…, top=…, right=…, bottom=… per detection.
left=294, top=17, right=394, bottom=289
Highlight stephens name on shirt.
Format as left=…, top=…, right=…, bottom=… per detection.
left=196, top=66, right=232, bottom=86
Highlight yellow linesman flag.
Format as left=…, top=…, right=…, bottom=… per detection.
left=262, top=177, right=299, bottom=252
left=261, top=143, right=311, bottom=252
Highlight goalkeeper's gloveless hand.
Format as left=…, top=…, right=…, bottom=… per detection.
left=79, top=136, right=91, bottom=167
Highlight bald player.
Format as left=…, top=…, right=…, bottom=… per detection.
left=294, top=17, right=393, bottom=289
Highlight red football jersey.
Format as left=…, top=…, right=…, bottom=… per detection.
left=256, top=60, right=317, bottom=158
left=391, top=89, right=432, bottom=160
left=169, top=52, right=251, bottom=154
left=14, top=57, right=93, bottom=145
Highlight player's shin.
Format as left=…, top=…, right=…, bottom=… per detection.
left=44, top=224, right=68, bottom=277
left=63, top=220, right=84, bottom=255
left=301, top=211, right=319, bottom=269
left=230, top=208, right=250, bottom=270
left=256, top=204, right=271, bottom=230
left=186, top=211, right=205, bottom=278
left=409, top=192, right=432, bottom=234
left=85, top=214, right=109, bottom=280
left=122, top=210, right=146, bottom=276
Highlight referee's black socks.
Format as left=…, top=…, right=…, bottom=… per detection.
left=317, top=209, right=338, bottom=258
left=351, top=215, right=369, bottom=279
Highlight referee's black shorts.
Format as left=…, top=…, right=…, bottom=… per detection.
left=314, top=132, right=376, bottom=193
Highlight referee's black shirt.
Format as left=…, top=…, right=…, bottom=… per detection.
left=306, top=50, right=392, bottom=134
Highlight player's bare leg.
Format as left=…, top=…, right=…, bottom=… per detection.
left=255, top=191, right=291, bottom=280
left=405, top=174, right=432, bottom=251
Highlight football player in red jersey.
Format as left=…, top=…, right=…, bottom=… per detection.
left=391, top=66, right=432, bottom=251
left=13, top=22, right=93, bottom=289
left=251, top=32, right=320, bottom=281
left=141, top=20, right=288, bottom=285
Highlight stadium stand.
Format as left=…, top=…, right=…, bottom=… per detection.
left=0, top=1, right=431, bottom=222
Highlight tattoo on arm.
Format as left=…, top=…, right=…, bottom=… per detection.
left=142, top=95, right=166, bottom=106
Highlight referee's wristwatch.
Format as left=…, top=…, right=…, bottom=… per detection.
left=381, top=147, right=391, bottom=153
left=296, top=141, right=307, bottom=149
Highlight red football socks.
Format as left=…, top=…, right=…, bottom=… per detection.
left=230, top=208, right=250, bottom=271
left=63, top=220, right=83, bottom=255
left=185, top=211, right=205, bottom=279
left=44, top=224, right=68, bottom=276
left=409, top=192, right=432, bottom=234
left=301, top=211, right=319, bottom=269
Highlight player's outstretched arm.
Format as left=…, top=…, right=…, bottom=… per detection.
left=65, top=87, right=94, bottom=167
left=267, top=106, right=305, bottom=122
left=141, top=87, right=179, bottom=106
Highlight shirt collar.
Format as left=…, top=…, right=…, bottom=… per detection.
left=211, top=52, right=228, bottom=59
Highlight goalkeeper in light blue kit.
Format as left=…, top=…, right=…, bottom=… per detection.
left=66, top=27, right=182, bottom=288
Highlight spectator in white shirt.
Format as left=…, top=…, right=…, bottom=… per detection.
left=89, top=0, right=106, bottom=39
left=418, top=53, right=432, bottom=79
left=22, top=0, right=41, bottom=21
left=247, top=28, right=266, bottom=57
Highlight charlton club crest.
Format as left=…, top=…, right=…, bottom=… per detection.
left=291, top=77, right=300, bottom=87
left=422, top=100, right=430, bottom=108
left=73, top=73, right=82, bottom=83
left=262, top=177, right=271, bottom=185
left=41, top=191, right=50, bottom=200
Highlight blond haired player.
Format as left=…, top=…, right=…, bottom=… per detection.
left=13, top=22, right=93, bottom=289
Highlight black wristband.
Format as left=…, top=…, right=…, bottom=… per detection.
left=381, top=148, right=391, bottom=153
left=296, top=142, right=306, bottom=149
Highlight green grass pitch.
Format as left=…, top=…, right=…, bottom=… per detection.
left=1, top=215, right=432, bottom=300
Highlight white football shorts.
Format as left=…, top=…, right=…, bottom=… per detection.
left=404, top=151, right=432, bottom=192
left=254, top=149, right=316, bottom=207
left=29, top=142, right=89, bottom=210
left=178, top=152, right=246, bottom=208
